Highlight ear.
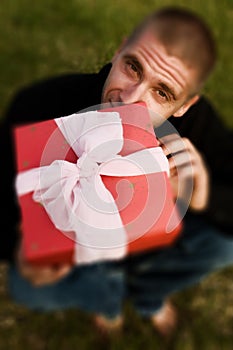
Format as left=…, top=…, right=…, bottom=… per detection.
left=173, top=95, right=200, bottom=117
left=111, top=37, right=128, bottom=62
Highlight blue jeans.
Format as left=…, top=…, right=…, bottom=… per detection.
left=8, top=214, right=233, bottom=318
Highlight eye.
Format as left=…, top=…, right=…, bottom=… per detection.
left=157, top=90, right=168, bottom=100
left=125, top=60, right=141, bottom=80
left=129, top=63, right=138, bottom=73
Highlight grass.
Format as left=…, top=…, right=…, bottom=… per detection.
left=0, top=0, right=233, bottom=126
left=0, top=264, right=232, bottom=350
left=0, top=0, right=233, bottom=349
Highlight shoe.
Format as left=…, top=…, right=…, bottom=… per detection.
left=150, top=300, right=178, bottom=337
left=94, top=314, right=123, bottom=335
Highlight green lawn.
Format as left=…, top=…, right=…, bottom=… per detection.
left=0, top=0, right=233, bottom=127
left=0, top=0, right=232, bottom=349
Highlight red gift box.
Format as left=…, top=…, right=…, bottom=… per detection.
left=14, top=103, right=182, bottom=265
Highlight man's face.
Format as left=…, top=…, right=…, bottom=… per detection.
left=102, top=29, right=199, bottom=122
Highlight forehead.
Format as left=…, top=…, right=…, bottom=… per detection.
left=122, top=29, right=197, bottom=95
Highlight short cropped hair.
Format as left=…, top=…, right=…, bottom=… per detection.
left=127, top=7, right=217, bottom=87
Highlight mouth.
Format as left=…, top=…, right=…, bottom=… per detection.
left=109, top=100, right=115, bottom=107
left=102, top=100, right=125, bottom=108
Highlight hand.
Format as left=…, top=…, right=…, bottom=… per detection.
left=16, top=241, right=73, bottom=286
left=158, top=134, right=210, bottom=211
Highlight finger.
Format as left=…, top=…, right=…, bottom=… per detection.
left=20, top=265, right=52, bottom=283
left=55, top=264, right=72, bottom=280
left=159, top=135, right=187, bottom=156
left=26, top=264, right=72, bottom=286
left=168, top=150, right=193, bottom=171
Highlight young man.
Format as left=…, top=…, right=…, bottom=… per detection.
left=1, top=7, right=233, bottom=335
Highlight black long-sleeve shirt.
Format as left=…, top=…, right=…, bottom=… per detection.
left=1, top=63, right=232, bottom=262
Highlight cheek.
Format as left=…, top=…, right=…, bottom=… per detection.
left=102, top=73, right=129, bottom=103
left=146, top=100, right=166, bottom=117
left=146, top=100, right=176, bottom=122
left=105, top=61, right=133, bottom=90
left=103, top=71, right=119, bottom=94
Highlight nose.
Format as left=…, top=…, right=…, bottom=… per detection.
left=119, top=84, right=147, bottom=105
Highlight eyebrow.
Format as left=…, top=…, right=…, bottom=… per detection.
left=123, top=54, right=178, bottom=101
left=123, top=54, right=143, bottom=72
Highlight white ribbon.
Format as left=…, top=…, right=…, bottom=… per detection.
left=16, top=111, right=169, bottom=264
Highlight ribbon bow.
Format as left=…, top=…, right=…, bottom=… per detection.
left=16, top=111, right=169, bottom=264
